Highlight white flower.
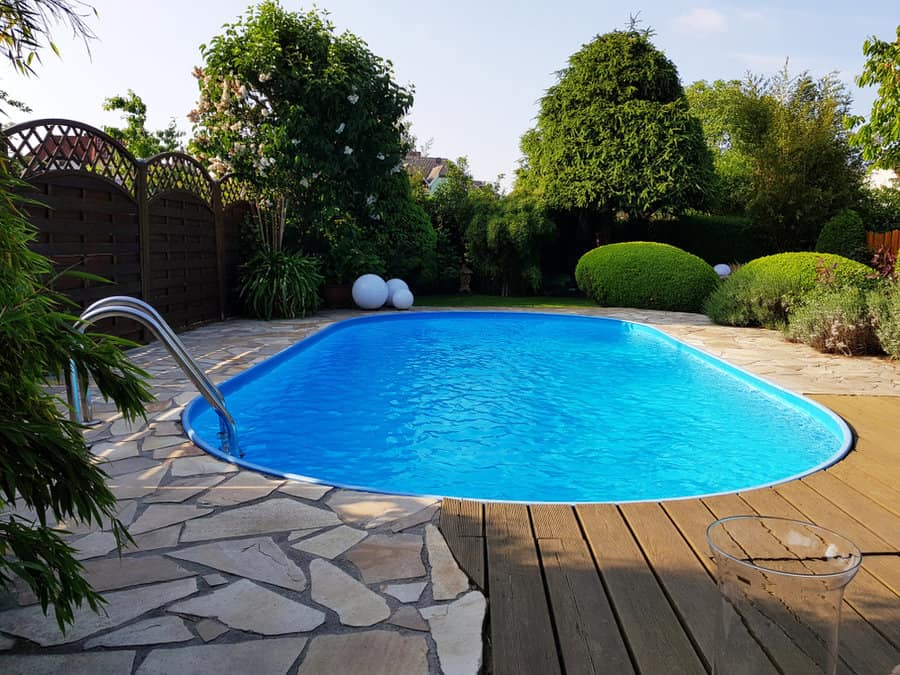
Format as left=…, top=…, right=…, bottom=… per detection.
left=344, top=146, right=354, bottom=155
left=299, top=177, right=310, bottom=188
left=230, top=122, right=242, bottom=132
left=312, top=171, right=321, bottom=179
left=292, top=139, right=301, bottom=146
left=259, top=72, right=272, bottom=82
left=347, top=93, right=359, bottom=104
left=366, top=194, right=376, bottom=206
left=335, top=122, right=345, bottom=134
left=376, top=153, right=385, bottom=160
left=390, top=163, right=402, bottom=174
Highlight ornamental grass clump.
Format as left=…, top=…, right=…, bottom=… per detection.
left=575, top=242, right=719, bottom=312
left=239, top=249, right=323, bottom=320
left=0, top=171, right=153, bottom=630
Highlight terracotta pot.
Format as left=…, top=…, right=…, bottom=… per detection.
left=322, top=284, right=353, bottom=308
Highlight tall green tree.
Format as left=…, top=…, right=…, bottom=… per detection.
left=735, top=68, right=864, bottom=250
left=189, top=1, right=414, bottom=247
left=0, top=1, right=154, bottom=630
left=465, top=190, right=555, bottom=295
left=685, top=79, right=754, bottom=214
left=426, top=158, right=475, bottom=285
left=102, top=90, right=183, bottom=157
left=846, top=25, right=900, bottom=171
left=519, top=26, right=713, bottom=250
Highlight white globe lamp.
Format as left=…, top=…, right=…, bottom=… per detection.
left=391, top=288, right=414, bottom=310
left=352, top=274, right=389, bottom=309
left=384, top=278, right=409, bottom=307
left=714, top=263, right=731, bottom=279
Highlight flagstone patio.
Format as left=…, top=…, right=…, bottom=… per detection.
left=0, top=306, right=898, bottom=674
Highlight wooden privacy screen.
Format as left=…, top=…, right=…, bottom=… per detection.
left=4, top=119, right=252, bottom=341
left=867, top=229, right=900, bottom=257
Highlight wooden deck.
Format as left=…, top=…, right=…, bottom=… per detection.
left=440, top=395, right=900, bottom=674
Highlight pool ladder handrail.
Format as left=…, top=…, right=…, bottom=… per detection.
left=66, top=296, right=241, bottom=456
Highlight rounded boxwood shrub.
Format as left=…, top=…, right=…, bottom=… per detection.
left=704, top=252, right=873, bottom=329
left=575, top=242, right=719, bottom=312
left=815, top=209, right=868, bottom=262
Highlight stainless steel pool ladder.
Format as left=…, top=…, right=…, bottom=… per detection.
left=65, top=296, right=241, bottom=456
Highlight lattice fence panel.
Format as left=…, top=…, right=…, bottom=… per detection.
left=23, top=174, right=143, bottom=342
left=5, top=119, right=138, bottom=197
left=147, top=195, right=220, bottom=330
left=146, top=153, right=214, bottom=206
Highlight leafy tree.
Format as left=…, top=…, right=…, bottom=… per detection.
left=734, top=68, right=864, bottom=250
left=466, top=190, right=555, bottom=295
left=0, top=1, right=154, bottom=630
left=189, top=1, right=414, bottom=250
left=426, top=158, right=475, bottom=286
left=686, top=80, right=754, bottom=214
left=846, top=25, right=900, bottom=171
left=102, top=90, right=184, bottom=158
left=519, top=27, right=713, bottom=250
left=0, top=0, right=96, bottom=76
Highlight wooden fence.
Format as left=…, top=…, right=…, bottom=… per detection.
left=867, top=229, right=900, bottom=257
left=4, top=119, right=252, bottom=342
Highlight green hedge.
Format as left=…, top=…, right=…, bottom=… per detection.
left=815, top=209, right=868, bottom=262
left=704, top=252, right=873, bottom=328
left=651, top=214, right=775, bottom=265
left=575, top=242, right=720, bottom=312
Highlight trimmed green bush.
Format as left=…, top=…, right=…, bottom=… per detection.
left=240, top=250, right=323, bottom=319
left=869, top=282, right=900, bottom=358
left=815, top=209, right=868, bottom=262
left=704, top=252, right=873, bottom=328
left=575, top=242, right=719, bottom=312
left=786, top=286, right=879, bottom=355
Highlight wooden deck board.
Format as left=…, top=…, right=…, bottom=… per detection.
left=485, top=502, right=561, bottom=675
left=440, top=394, right=900, bottom=675
left=578, top=504, right=706, bottom=674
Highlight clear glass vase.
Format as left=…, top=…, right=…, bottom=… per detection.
left=707, top=515, right=862, bottom=675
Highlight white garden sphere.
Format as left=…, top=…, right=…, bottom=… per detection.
left=384, top=278, right=409, bottom=307
left=714, top=263, right=732, bottom=278
left=391, top=288, right=414, bottom=310
left=352, top=274, right=389, bottom=309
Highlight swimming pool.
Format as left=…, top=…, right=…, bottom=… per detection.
left=184, top=312, right=851, bottom=503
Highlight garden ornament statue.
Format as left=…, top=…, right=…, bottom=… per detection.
left=459, top=264, right=473, bottom=293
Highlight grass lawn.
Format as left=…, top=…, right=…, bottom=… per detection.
left=417, top=294, right=595, bottom=308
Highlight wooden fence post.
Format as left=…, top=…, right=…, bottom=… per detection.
left=213, top=181, right=227, bottom=320
left=136, top=159, right=151, bottom=304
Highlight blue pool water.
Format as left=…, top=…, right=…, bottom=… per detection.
left=184, top=312, right=851, bottom=503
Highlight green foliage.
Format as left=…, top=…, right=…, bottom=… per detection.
left=520, top=28, right=713, bottom=236
left=0, top=1, right=97, bottom=76
left=371, top=172, right=437, bottom=285
left=189, top=1, right=413, bottom=232
left=786, top=286, right=879, bottom=355
left=466, top=191, right=555, bottom=295
left=815, top=209, right=868, bottom=261
left=239, top=249, right=323, bottom=319
left=652, top=213, right=774, bottom=264
left=704, top=252, right=873, bottom=328
left=859, top=186, right=900, bottom=232
left=736, top=69, right=863, bottom=249
left=685, top=79, right=754, bottom=214
left=869, top=282, right=900, bottom=358
left=574, top=242, right=719, bottom=312
left=102, top=90, right=183, bottom=158
left=0, top=169, right=154, bottom=629
left=426, top=158, right=475, bottom=288
left=846, top=25, right=900, bottom=171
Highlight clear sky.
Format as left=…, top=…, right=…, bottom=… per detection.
left=6, top=1, right=897, bottom=188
